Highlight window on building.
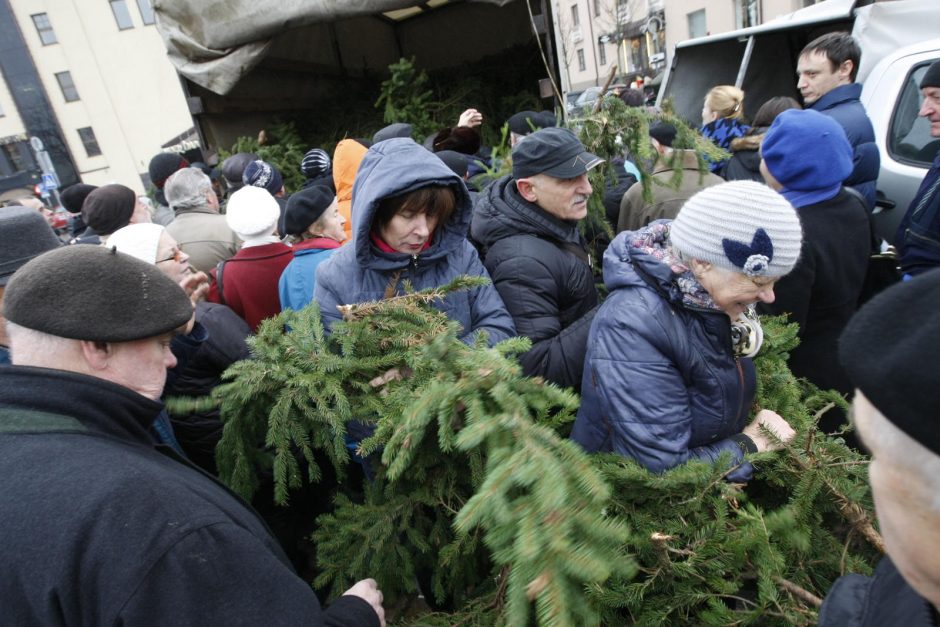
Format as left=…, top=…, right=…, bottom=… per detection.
left=136, top=0, right=155, bottom=25
left=577, top=48, right=586, bottom=72
left=78, top=127, right=102, bottom=157
left=55, top=71, right=80, bottom=102
left=593, top=0, right=601, bottom=18
left=735, top=0, right=760, bottom=29
left=688, top=9, right=707, bottom=39
left=31, top=13, right=58, bottom=45
left=109, top=0, right=135, bottom=30
left=598, top=42, right=607, bottom=66
left=0, top=143, right=28, bottom=173
left=571, top=5, right=580, bottom=27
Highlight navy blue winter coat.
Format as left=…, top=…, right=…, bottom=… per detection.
left=809, top=83, right=880, bottom=209
left=314, top=139, right=515, bottom=345
left=571, top=225, right=756, bottom=482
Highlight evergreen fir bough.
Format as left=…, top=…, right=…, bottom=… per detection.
left=168, top=281, right=882, bottom=625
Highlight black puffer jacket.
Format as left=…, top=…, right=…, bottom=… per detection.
left=165, top=300, right=251, bottom=474
left=819, top=557, right=937, bottom=626
left=721, top=132, right=765, bottom=183
left=470, top=175, right=598, bottom=391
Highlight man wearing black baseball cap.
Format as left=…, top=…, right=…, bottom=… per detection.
left=470, top=127, right=603, bottom=391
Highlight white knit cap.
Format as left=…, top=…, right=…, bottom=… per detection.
left=225, top=186, right=280, bottom=238
left=669, top=181, right=802, bottom=278
left=107, top=223, right=166, bottom=264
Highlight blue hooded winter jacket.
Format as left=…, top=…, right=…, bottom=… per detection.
left=571, top=226, right=756, bottom=482
left=809, top=83, right=880, bottom=209
left=313, top=138, right=515, bottom=345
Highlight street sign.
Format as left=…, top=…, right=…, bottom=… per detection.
left=41, top=173, right=59, bottom=190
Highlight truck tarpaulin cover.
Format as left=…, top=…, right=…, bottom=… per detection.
left=153, top=0, right=513, bottom=95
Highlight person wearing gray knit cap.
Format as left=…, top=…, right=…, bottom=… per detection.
left=572, top=181, right=803, bottom=483
left=0, top=243, right=386, bottom=626
left=0, top=206, right=61, bottom=364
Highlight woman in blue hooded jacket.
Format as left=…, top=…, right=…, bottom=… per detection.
left=313, top=138, right=515, bottom=346
left=571, top=181, right=802, bottom=482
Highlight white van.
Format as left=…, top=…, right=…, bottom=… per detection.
left=658, top=0, right=939, bottom=242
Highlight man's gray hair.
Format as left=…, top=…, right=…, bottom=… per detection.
left=5, top=321, right=76, bottom=366
left=165, top=167, right=213, bottom=212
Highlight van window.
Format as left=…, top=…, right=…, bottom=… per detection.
left=889, top=61, right=940, bottom=168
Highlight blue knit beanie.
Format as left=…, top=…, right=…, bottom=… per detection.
left=761, top=109, right=853, bottom=208
left=242, top=160, right=284, bottom=196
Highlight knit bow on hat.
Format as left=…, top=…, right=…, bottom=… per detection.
left=723, top=229, right=773, bottom=277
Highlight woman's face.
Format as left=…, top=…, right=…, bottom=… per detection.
left=154, top=231, right=192, bottom=284
left=696, top=263, right=776, bottom=319
left=309, top=199, right=346, bottom=242
left=379, top=209, right=439, bottom=254
left=702, top=99, right=717, bottom=125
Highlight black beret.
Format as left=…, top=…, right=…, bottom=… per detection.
left=81, top=184, right=137, bottom=236
left=0, top=206, right=61, bottom=286
left=435, top=150, right=469, bottom=178
left=373, top=123, right=413, bottom=144
left=285, top=184, right=336, bottom=236
left=921, top=60, right=940, bottom=89
left=4, top=245, right=193, bottom=342
left=507, top=111, right=542, bottom=136
left=649, top=122, right=677, bottom=148
left=148, top=153, right=189, bottom=190
left=59, top=183, right=97, bottom=214
left=839, top=269, right=940, bottom=455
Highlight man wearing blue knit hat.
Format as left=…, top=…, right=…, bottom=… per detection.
left=758, top=108, right=871, bottom=438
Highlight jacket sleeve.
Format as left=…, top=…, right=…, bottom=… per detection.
left=199, top=304, right=252, bottom=369
left=583, top=301, right=751, bottom=479
left=489, top=252, right=595, bottom=390
left=459, top=246, right=516, bottom=346
left=312, top=260, right=345, bottom=332
left=118, top=523, right=381, bottom=627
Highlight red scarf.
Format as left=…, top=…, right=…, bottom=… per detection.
left=369, top=231, right=432, bottom=254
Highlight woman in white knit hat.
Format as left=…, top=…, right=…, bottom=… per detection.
left=571, top=181, right=803, bottom=482
left=108, top=223, right=252, bottom=473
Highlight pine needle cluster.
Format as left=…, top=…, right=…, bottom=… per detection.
left=169, top=278, right=881, bottom=625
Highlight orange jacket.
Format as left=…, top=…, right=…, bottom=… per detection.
left=332, top=139, right=368, bottom=242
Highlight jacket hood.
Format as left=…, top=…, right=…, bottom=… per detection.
left=351, top=138, right=472, bottom=270
left=470, top=174, right=584, bottom=249
left=604, top=222, right=718, bottom=312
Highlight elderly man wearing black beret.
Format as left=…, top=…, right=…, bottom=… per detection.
left=0, top=245, right=385, bottom=626
left=818, top=268, right=940, bottom=625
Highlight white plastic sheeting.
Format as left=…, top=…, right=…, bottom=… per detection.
left=852, top=0, right=940, bottom=83
left=153, top=0, right=513, bottom=95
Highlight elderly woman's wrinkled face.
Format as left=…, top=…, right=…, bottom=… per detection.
left=695, top=262, right=776, bottom=319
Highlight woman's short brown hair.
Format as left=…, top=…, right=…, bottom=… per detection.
left=371, top=185, right=457, bottom=233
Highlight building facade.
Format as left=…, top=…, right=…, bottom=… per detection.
left=0, top=0, right=194, bottom=203
left=555, top=0, right=826, bottom=94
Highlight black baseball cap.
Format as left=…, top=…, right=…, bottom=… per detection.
left=511, top=127, right=604, bottom=180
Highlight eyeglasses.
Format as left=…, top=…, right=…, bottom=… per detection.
left=155, top=248, right=185, bottom=264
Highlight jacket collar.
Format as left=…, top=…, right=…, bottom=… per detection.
left=173, top=204, right=218, bottom=216
left=0, top=366, right=163, bottom=445
left=292, top=237, right=343, bottom=252
left=810, top=82, right=862, bottom=111
left=653, top=150, right=704, bottom=174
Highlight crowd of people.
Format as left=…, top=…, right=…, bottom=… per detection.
left=1, top=30, right=940, bottom=625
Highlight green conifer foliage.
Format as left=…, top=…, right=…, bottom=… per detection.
left=200, top=277, right=632, bottom=624
left=168, top=278, right=881, bottom=624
